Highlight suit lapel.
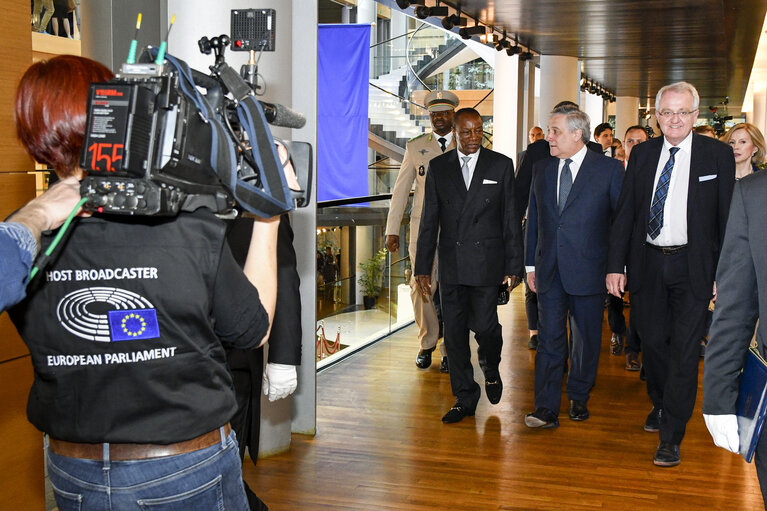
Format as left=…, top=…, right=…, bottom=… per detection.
left=445, top=150, right=468, bottom=199
left=687, top=133, right=703, bottom=215
left=642, top=138, right=665, bottom=210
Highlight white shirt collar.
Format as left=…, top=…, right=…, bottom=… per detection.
left=663, top=131, right=693, bottom=154
left=562, top=144, right=588, bottom=169
left=457, top=146, right=480, bottom=162
left=436, top=132, right=453, bottom=147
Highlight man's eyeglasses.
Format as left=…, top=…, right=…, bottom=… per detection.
left=657, top=109, right=697, bottom=119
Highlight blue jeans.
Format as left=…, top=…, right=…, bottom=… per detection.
left=46, top=429, right=249, bottom=510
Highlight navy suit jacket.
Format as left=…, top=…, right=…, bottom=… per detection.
left=606, top=133, right=735, bottom=300
left=525, top=148, right=624, bottom=296
left=415, top=147, right=524, bottom=286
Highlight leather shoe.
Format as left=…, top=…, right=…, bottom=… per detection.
left=653, top=442, right=681, bottom=467
left=528, top=334, right=539, bottom=350
left=524, top=408, right=559, bottom=429
left=568, top=400, right=589, bottom=421
left=644, top=407, right=664, bottom=432
left=625, top=351, right=640, bottom=371
left=485, top=377, right=503, bottom=405
left=610, top=333, right=624, bottom=355
left=415, top=347, right=435, bottom=369
left=439, top=356, right=449, bottom=373
left=442, top=404, right=475, bottom=424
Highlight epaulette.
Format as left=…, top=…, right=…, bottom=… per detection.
left=408, top=132, right=429, bottom=143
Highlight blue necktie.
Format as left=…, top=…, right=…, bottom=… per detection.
left=647, top=147, right=680, bottom=240
left=558, top=158, right=573, bottom=214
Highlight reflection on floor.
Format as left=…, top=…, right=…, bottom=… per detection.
left=246, top=288, right=763, bottom=510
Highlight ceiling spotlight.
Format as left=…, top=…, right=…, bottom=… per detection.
left=459, top=24, right=486, bottom=40
left=588, top=83, right=598, bottom=94
left=519, top=51, right=534, bottom=61
left=506, top=44, right=521, bottom=56
left=396, top=0, right=425, bottom=9
left=414, top=5, right=448, bottom=19
left=441, top=13, right=467, bottom=30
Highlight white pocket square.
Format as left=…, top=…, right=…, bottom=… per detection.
left=482, top=179, right=498, bottom=185
left=699, top=174, right=717, bottom=182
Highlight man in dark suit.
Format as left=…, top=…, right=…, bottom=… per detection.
left=515, top=128, right=552, bottom=351
left=607, top=81, right=735, bottom=467
left=702, top=171, right=767, bottom=507
left=415, top=108, right=524, bottom=424
left=524, top=105, right=624, bottom=429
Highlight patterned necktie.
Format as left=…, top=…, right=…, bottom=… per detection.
left=461, top=156, right=472, bottom=189
left=558, top=158, right=573, bottom=214
left=438, top=137, right=447, bottom=152
left=647, top=147, right=680, bottom=239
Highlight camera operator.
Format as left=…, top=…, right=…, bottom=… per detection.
left=9, top=54, right=283, bottom=510
left=0, top=176, right=87, bottom=310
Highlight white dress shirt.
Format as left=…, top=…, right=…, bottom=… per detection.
left=436, top=131, right=454, bottom=151
left=457, top=147, right=480, bottom=186
left=646, top=131, right=692, bottom=246
left=526, top=144, right=588, bottom=273
left=556, top=144, right=588, bottom=199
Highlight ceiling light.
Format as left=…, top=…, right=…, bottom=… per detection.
left=459, top=25, right=486, bottom=40
left=414, top=5, right=448, bottom=19
left=396, top=0, right=425, bottom=9
left=441, top=13, right=467, bottom=30
left=506, top=45, right=521, bottom=56
left=519, top=51, right=534, bottom=61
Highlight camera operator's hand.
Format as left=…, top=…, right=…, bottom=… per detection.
left=262, top=363, right=298, bottom=401
left=8, top=176, right=91, bottom=252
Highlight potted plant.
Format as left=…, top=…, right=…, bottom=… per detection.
left=358, top=249, right=387, bottom=309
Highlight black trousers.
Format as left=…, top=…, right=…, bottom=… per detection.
left=439, top=283, right=502, bottom=410
left=625, top=304, right=641, bottom=355
left=634, top=248, right=709, bottom=445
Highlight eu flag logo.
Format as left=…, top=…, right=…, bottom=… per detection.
left=108, top=309, right=160, bottom=341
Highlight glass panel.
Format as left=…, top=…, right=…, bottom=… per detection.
left=316, top=195, right=413, bottom=368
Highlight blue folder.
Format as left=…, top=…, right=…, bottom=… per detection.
left=736, top=346, right=767, bottom=463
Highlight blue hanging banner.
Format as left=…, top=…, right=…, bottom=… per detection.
left=318, top=24, right=371, bottom=202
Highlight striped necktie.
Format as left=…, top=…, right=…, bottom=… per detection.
left=647, top=147, right=680, bottom=239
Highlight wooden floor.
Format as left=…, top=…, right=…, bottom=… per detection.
left=244, top=290, right=763, bottom=510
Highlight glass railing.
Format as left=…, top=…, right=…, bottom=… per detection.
left=316, top=194, right=415, bottom=369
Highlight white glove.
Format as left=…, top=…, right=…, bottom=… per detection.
left=262, top=363, right=298, bottom=402
left=703, top=413, right=740, bottom=453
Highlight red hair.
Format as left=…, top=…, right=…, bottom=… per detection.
left=15, top=55, right=114, bottom=177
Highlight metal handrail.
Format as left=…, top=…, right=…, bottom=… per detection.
left=405, top=22, right=431, bottom=92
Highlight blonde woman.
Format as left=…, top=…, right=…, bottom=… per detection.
left=722, top=123, right=766, bottom=179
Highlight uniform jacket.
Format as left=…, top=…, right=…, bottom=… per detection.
left=607, top=133, right=736, bottom=300
left=415, top=147, right=523, bottom=286
left=525, top=148, right=624, bottom=295
left=385, top=132, right=455, bottom=252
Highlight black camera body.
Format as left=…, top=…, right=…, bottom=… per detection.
left=80, top=73, right=234, bottom=216
left=79, top=30, right=310, bottom=218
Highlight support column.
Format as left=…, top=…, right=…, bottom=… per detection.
left=753, top=84, right=767, bottom=137
left=165, top=0, right=317, bottom=456
left=615, top=96, right=640, bottom=142
left=538, top=56, right=579, bottom=128
left=492, top=53, right=519, bottom=160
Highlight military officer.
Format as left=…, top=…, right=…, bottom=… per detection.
left=385, top=90, right=460, bottom=371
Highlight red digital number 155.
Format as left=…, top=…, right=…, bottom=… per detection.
left=87, top=143, right=124, bottom=171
